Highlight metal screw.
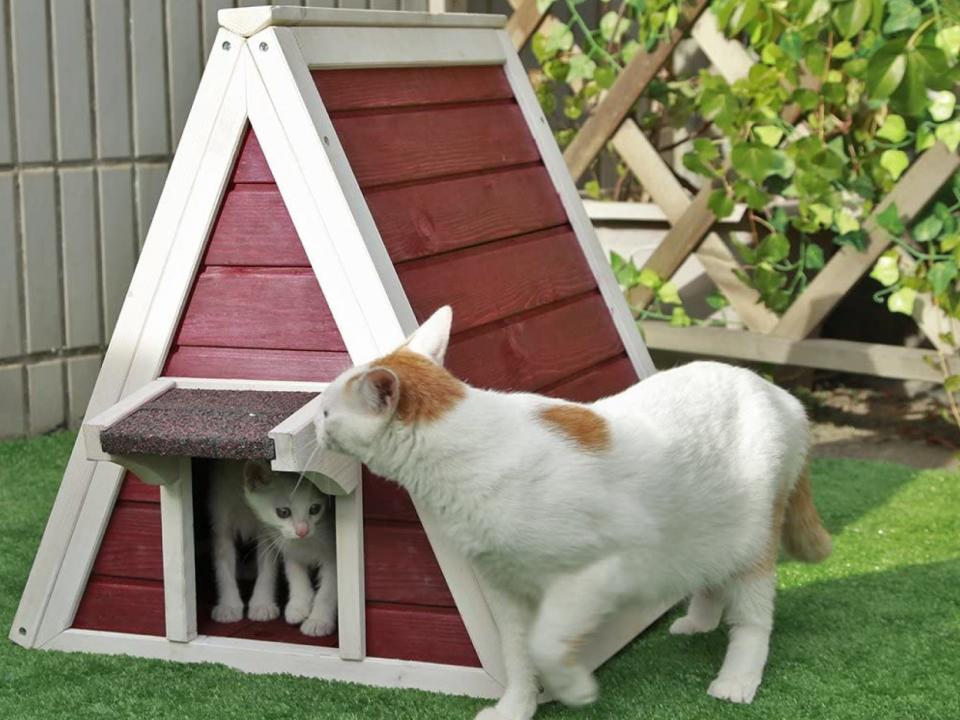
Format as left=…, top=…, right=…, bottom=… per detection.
left=259, top=41, right=269, bottom=52
left=17, top=627, right=25, bottom=636
left=322, top=136, right=330, bottom=146
left=222, top=40, right=231, bottom=51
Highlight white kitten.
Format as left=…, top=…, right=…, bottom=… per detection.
left=208, top=460, right=337, bottom=636
left=313, top=307, right=831, bottom=720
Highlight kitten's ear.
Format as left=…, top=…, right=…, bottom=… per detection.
left=243, top=460, right=271, bottom=490
left=356, top=367, right=399, bottom=414
left=405, top=306, right=453, bottom=365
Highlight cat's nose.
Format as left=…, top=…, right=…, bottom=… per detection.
left=295, top=522, right=309, bottom=538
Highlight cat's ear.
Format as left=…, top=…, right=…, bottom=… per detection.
left=405, top=306, right=453, bottom=365
left=356, top=367, right=399, bottom=414
left=243, top=460, right=271, bottom=490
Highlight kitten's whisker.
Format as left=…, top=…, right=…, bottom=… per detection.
left=293, top=442, right=323, bottom=495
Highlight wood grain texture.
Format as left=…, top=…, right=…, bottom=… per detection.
left=362, top=471, right=419, bottom=523
left=367, top=165, right=567, bottom=263
left=312, top=66, right=513, bottom=112
left=164, top=346, right=352, bottom=382
left=541, top=354, right=637, bottom=402
left=399, top=228, right=596, bottom=334
left=119, top=472, right=161, bottom=503
left=174, top=267, right=346, bottom=352
left=91, top=501, right=163, bottom=581
left=364, top=521, right=455, bottom=607
left=232, top=129, right=272, bottom=183
left=205, top=185, right=309, bottom=267
left=366, top=603, right=481, bottom=666
left=445, top=293, right=625, bottom=392
left=73, top=578, right=165, bottom=636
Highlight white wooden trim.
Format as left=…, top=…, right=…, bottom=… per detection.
left=335, top=479, right=365, bottom=660
left=169, top=377, right=327, bottom=392
left=497, top=30, right=656, bottom=379
left=290, top=27, right=506, bottom=69
left=43, top=629, right=504, bottom=699
left=11, top=31, right=247, bottom=650
left=585, top=199, right=747, bottom=224
left=219, top=7, right=505, bottom=37
left=161, top=458, right=197, bottom=643
left=96, top=455, right=182, bottom=486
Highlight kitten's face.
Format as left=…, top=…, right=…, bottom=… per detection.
left=243, top=461, right=329, bottom=540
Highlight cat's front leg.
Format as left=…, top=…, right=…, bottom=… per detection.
left=300, top=557, right=337, bottom=637
left=283, top=555, right=315, bottom=625
left=247, top=537, right=280, bottom=621
left=211, top=526, right=244, bottom=623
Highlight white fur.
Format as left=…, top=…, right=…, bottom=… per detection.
left=208, top=460, right=337, bottom=636
left=315, top=307, right=810, bottom=718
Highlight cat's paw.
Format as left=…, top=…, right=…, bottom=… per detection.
left=670, top=615, right=719, bottom=635
left=707, top=675, right=762, bottom=704
left=300, top=615, right=336, bottom=637
left=211, top=603, right=244, bottom=623
left=284, top=602, right=311, bottom=625
left=550, top=669, right=598, bottom=707
left=248, top=602, right=280, bottom=622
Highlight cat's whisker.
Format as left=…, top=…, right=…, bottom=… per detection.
left=292, top=442, right=323, bottom=495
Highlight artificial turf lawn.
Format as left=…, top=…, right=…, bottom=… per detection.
left=1, top=432, right=958, bottom=719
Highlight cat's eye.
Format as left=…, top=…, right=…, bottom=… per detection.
left=309, top=503, right=323, bottom=515
left=276, top=507, right=291, bottom=519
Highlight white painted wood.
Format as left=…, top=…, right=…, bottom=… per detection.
left=131, top=0, right=170, bottom=156
left=98, top=165, right=137, bottom=334
left=0, top=366, right=26, bottom=438
left=0, top=8, right=11, bottom=165
left=60, top=169, right=101, bottom=349
left=10, top=0, right=53, bottom=163
left=428, top=0, right=446, bottom=12
left=67, top=355, right=103, bottom=429
left=335, top=477, right=366, bottom=660
left=11, top=33, right=245, bottom=650
left=171, top=377, right=327, bottom=392
left=27, top=360, right=65, bottom=435
left=135, top=163, right=170, bottom=250
left=291, top=26, right=506, bottom=68
left=50, top=0, right=94, bottom=161
left=91, top=0, right=132, bottom=159
left=219, top=6, right=506, bottom=36
left=203, top=0, right=237, bottom=59
left=498, top=31, right=657, bottom=379
left=585, top=199, right=747, bottom=224
left=162, top=458, right=197, bottom=642
left=82, top=378, right=176, bottom=459
left=167, top=0, right=204, bottom=145
left=44, top=629, right=504, bottom=698
left=20, top=170, right=62, bottom=353
left=0, top=174, right=23, bottom=359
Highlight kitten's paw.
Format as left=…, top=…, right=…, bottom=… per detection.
left=247, top=602, right=280, bottom=622
left=670, top=615, right=719, bottom=635
left=707, top=675, right=761, bottom=704
left=211, top=603, right=244, bottom=623
left=300, top=615, right=336, bottom=637
left=284, top=602, right=311, bottom=625
left=551, top=669, right=598, bottom=708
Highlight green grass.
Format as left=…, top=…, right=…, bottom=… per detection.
left=1, top=432, right=958, bottom=719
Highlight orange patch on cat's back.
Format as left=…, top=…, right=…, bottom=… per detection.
left=538, top=404, right=611, bottom=452
left=374, top=349, right=466, bottom=424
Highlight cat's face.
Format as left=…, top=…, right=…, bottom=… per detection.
left=314, top=306, right=454, bottom=460
left=242, top=461, right=330, bottom=540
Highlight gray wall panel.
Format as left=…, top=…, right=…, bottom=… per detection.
left=98, top=165, right=136, bottom=334
left=91, top=0, right=132, bottom=158
left=10, top=0, right=53, bottom=163
left=131, top=0, right=170, bottom=156
left=0, top=173, right=23, bottom=358
left=20, top=169, right=62, bottom=353
left=51, top=0, right=94, bottom=161
left=60, top=168, right=101, bottom=348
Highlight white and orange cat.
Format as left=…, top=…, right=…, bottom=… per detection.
left=314, top=307, right=831, bottom=719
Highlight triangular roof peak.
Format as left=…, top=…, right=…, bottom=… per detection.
left=218, top=6, right=505, bottom=38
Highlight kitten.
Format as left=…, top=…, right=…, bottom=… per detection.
left=208, top=459, right=338, bottom=637
left=313, top=307, right=831, bottom=720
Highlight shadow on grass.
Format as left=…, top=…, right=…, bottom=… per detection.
left=809, top=457, right=915, bottom=537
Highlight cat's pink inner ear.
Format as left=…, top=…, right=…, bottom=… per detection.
left=242, top=460, right=268, bottom=489
left=405, top=305, right=453, bottom=365
left=358, top=367, right=399, bottom=414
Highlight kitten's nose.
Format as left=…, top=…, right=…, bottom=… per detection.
left=295, top=522, right=309, bottom=538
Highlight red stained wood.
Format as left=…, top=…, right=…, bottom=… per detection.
left=205, top=185, right=309, bottom=267
left=399, top=229, right=596, bottom=335
left=91, top=501, right=163, bottom=581
left=542, top=354, right=639, bottom=403
left=118, top=472, right=160, bottom=503
left=164, top=346, right=352, bottom=382
left=364, top=521, right=454, bottom=607
left=196, top=613, right=338, bottom=647
left=367, top=165, right=567, bottom=263
left=232, top=129, right=272, bottom=184
left=313, top=66, right=513, bottom=112
left=446, top=293, right=625, bottom=392
left=73, top=577, right=165, bottom=636
left=333, top=104, right=540, bottom=188
left=366, top=603, right=480, bottom=666
left=174, top=267, right=346, bottom=352
left=362, top=470, right=418, bottom=523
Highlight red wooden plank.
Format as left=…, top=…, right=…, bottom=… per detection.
left=364, top=521, right=455, bottom=607
left=232, top=129, right=272, bottom=184
left=367, top=165, right=568, bottom=263
left=174, top=267, right=346, bottom=352
left=445, top=293, right=625, bottom=392
left=205, top=185, right=309, bottom=267
left=362, top=470, right=418, bottom=523
left=91, top=501, right=163, bottom=581
left=542, top=354, right=639, bottom=403
left=333, top=104, right=541, bottom=188
left=118, top=472, right=160, bottom=503
left=196, top=613, right=338, bottom=647
left=164, top=346, right=352, bottom=382
left=313, top=66, right=514, bottom=112
left=73, top=577, right=165, bottom=636
left=366, top=603, right=480, bottom=667
left=399, top=229, right=597, bottom=335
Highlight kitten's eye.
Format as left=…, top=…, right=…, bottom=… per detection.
left=276, top=507, right=291, bottom=519
left=309, top=503, right=322, bottom=515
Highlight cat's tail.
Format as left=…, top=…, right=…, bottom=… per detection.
left=781, top=468, right=832, bottom=563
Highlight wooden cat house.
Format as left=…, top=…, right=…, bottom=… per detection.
left=11, top=6, right=664, bottom=698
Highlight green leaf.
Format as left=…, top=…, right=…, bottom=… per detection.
left=944, top=374, right=960, bottom=393
left=883, top=0, right=921, bottom=35
left=936, top=121, right=960, bottom=151
left=594, top=66, right=616, bottom=89
left=887, top=286, right=917, bottom=315
left=866, top=45, right=906, bottom=99
left=875, top=203, right=906, bottom=235
left=880, top=149, right=909, bottom=179
left=836, top=209, right=861, bottom=235
left=599, top=12, right=631, bottom=43
left=657, top=281, right=682, bottom=305
left=567, top=54, right=597, bottom=83
left=543, top=23, right=574, bottom=55
left=870, top=252, right=900, bottom=286
left=892, top=48, right=952, bottom=118
left=730, top=0, right=759, bottom=34
left=836, top=229, right=868, bottom=250
left=913, top=214, right=944, bottom=242
left=583, top=179, right=602, bottom=200
left=754, top=125, right=784, bottom=147
left=832, top=0, right=872, bottom=39
left=708, top=189, right=735, bottom=218
left=941, top=233, right=960, bottom=251
left=670, top=307, right=692, bottom=327
left=758, top=232, right=790, bottom=262
left=877, top=114, right=907, bottom=143
left=732, top=238, right=758, bottom=264
left=692, top=137, right=720, bottom=162
left=804, top=243, right=825, bottom=270
left=916, top=123, right=937, bottom=150
left=936, top=26, right=960, bottom=58
left=621, top=40, right=641, bottom=64
left=928, top=91, right=957, bottom=122
left=731, top=142, right=794, bottom=183
left=810, top=203, right=834, bottom=228
left=832, top=40, right=856, bottom=59
left=638, top=267, right=662, bottom=289
left=804, top=0, right=831, bottom=26
left=928, top=261, right=958, bottom=296
left=706, top=291, right=729, bottom=310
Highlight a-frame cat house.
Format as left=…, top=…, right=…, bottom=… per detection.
left=11, top=6, right=665, bottom=698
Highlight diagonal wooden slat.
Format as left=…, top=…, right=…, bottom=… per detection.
left=506, top=0, right=549, bottom=50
